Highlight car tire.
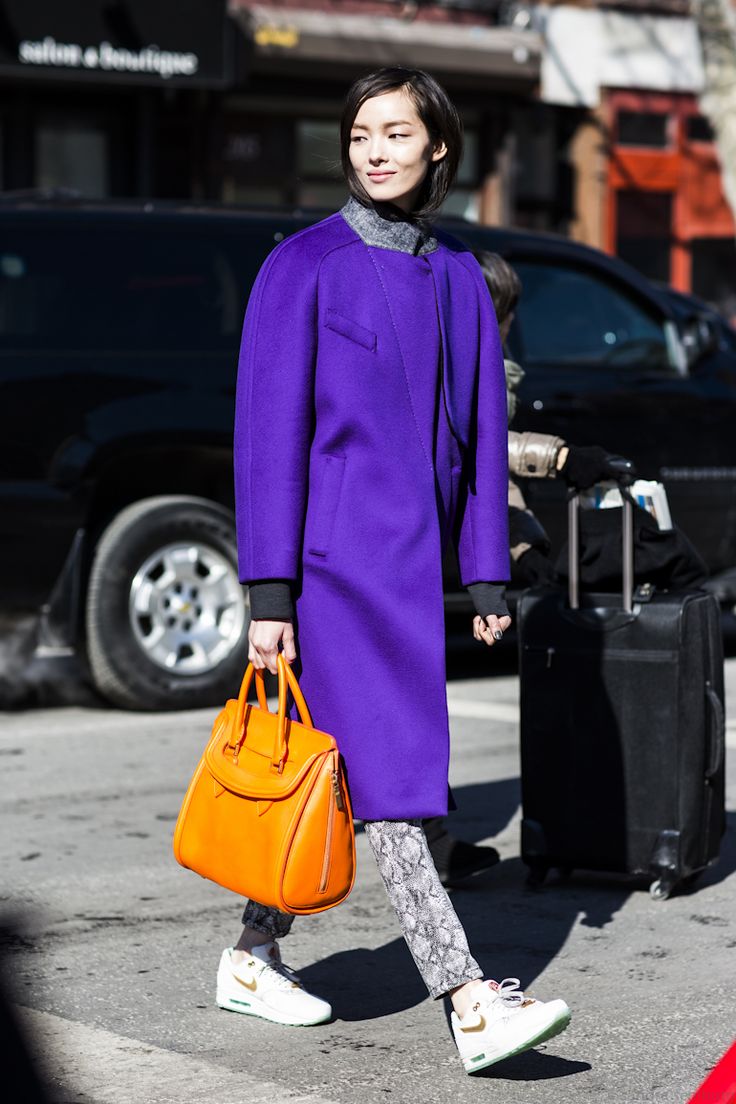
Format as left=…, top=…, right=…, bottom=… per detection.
left=86, top=496, right=250, bottom=710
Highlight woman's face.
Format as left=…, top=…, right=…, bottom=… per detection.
left=348, top=87, right=447, bottom=213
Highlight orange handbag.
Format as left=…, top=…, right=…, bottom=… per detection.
left=172, top=652, right=356, bottom=915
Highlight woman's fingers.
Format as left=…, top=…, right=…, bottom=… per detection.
left=488, top=614, right=512, bottom=638
left=485, top=614, right=504, bottom=641
left=473, top=615, right=493, bottom=644
left=248, top=619, right=296, bottom=674
left=472, top=613, right=513, bottom=647
left=281, top=623, right=297, bottom=664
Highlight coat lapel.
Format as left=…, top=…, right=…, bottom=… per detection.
left=427, top=248, right=480, bottom=452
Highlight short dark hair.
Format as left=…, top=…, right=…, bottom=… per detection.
left=472, top=250, right=522, bottom=324
left=340, top=67, right=463, bottom=221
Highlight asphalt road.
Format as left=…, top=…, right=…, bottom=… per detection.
left=1, top=647, right=734, bottom=1104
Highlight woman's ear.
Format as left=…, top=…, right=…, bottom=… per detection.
left=431, top=140, right=448, bottom=163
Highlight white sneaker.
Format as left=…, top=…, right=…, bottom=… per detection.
left=215, top=943, right=331, bottom=1026
left=452, top=978, right=571, bottom=1074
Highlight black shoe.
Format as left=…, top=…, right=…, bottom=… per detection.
left=428, top=833, right=500, bottom=888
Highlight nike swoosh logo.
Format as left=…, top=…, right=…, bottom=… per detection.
left=233, top=973, right=257, bottom=992
left=459, top=1015, right=486, bottom=1034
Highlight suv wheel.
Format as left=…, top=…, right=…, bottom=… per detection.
left=86, top=496, right=249, bottom=710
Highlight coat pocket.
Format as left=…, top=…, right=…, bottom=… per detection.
left=323, top=308, right=377, bottom=352
left=307, top=454, right=347, bottom=557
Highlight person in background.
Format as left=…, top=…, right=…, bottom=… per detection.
left=480, top=251, right=635, bottom=578
left=425, top=251, right=635, bottom=887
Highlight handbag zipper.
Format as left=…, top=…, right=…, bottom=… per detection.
left=331, top=767, right=345, bottom=811
left=319, top=771, right=336, bottom=894
left=319, top=759, right=346, bottom=893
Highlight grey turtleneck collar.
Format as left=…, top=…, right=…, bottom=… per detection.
left=340, top=194, right=438, bottom=256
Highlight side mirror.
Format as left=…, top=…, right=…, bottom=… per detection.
left=682, top=312, right=719, bottom=368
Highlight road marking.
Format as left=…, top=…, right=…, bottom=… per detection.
left=447, top=700, right=736, bottom=750
left=5, top=696, right=734, bottom=748
left=447, top=699, right=519, bottom=723
left=18, top=1006, right=339, bottom=1104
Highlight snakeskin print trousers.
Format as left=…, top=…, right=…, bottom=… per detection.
left=241, top=819, right=483, bottom=1000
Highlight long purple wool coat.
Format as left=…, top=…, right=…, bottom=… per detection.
left=233, top=207, right=509, bottom=820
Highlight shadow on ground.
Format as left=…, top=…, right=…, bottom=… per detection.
left=473, top=1050, right=592, bottom=1081
left=300, top=782, right=736, bottom=1029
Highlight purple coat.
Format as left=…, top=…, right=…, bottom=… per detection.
left=233, top=209, right=509, bottom=819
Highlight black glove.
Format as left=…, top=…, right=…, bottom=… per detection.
left=559, top=445, right=637, bottom=490
left=517, top=547, right=557, bottom=586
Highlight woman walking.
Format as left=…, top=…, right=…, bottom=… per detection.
left=223, top=66, right=571, bottom=1074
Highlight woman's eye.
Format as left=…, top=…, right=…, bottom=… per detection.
left=389, top=133, right=409, bottom=139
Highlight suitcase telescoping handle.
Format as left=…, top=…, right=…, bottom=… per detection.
left=567, top=491, right=634, bottom=613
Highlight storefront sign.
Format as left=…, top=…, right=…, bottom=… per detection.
left=18, top=37, right=199, bottom=79
left=0, top=0, right=230, bottom=86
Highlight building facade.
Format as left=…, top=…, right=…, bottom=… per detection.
left=541, top=0, right=736, bottom=316
left=0, top=0, right=578, bottom=230
left=0, top=0, right=734, bottom=315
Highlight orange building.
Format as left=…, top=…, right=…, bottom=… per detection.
left=606, top=88, right=736, bottom=318
left=543, top=3, right=736, bottom=319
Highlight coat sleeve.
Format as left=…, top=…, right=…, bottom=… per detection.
left=508, top=429, right=566, bottom=479
left=233, top=236, right=319, bottom=583
left=452, top=258, right=511, bottom=586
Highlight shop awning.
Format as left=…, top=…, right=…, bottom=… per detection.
left=231, top=4, right=541, bottom=86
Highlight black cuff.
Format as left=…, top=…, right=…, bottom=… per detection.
left=246, top=580, right=294, bottom=621
left=466, top=582, right=509, bottom=620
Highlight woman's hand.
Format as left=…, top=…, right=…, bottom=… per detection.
left=248, top=619, right=297, bottom=675
left=473, top=613, right=512, bottom=647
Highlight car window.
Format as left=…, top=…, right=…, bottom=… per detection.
left=0, top=223, right=278, bottom=353
left=509, top=260, right=672, bottom=371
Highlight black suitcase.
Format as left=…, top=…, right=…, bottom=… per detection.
left=518, top=493, right=726, bottom=900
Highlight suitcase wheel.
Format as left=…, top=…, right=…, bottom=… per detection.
left=649, top=877, right=675, bottom=901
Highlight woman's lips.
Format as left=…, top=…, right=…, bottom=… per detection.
left=367, top=172, right=396, bottom=182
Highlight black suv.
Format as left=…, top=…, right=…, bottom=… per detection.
left=3, top=200, right=735, bottom=709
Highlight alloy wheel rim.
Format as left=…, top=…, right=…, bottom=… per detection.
left=128, top=541, right=247, bottom=675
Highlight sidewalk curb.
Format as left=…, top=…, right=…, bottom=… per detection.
left=17, top=1006, right=339, bottom=1104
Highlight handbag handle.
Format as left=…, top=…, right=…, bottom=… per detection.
left=234, top=653, right=314, bottom=770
